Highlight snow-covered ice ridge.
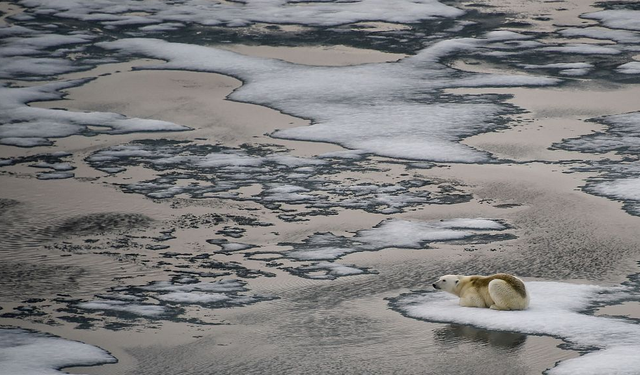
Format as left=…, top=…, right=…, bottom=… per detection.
left=0, top=328, right=116, bottom=375
left=97, top=34, right=560, bottom=163
left=87, top=140, right=471, bottom=215
left=390, top=281, right=640, bottom=375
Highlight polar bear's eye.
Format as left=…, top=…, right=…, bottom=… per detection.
left=442, top=280, right=446, bottom=282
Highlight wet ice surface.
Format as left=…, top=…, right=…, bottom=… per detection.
left=0, top=328, right=116, bottom=375
left=391, top=279, right=640, bottom=375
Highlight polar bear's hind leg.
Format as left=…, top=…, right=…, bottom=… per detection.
left=488, top=279, right=522, bottom=310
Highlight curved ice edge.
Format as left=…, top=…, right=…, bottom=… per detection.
left=0, top=327, right=117, bottom=375
left=96, top=37, right=560, bottom=164
left=389, top=281, right=640, bottom=375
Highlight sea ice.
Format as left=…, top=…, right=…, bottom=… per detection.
left=391, top=281, right=640, bottom=375
left=285, top=218, right=508, bottom=261
left=0, top=328, right=116, bottom=375
left=617, top=61, right=640, bottom=74
left=582, top=10, right=640, bottom=31
left=17, top=0, right=465, bottom=28
left=98, top=35, right=558, bottom=163
left=77, top=300, right=167, bottom=317
left=0, top=81, right=191, bottom=147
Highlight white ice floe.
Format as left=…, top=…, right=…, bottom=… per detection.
left=298, top=262, right=366, bottom=279
left=591, top=178, right=640, bottom=201
left=558, top=111, right=640, bottom=156
left=0, top=328, right=116, bottom=375
left=18, top=0, right=464, bottom=28
left=540, top=43, right=621, bottom=55
left=155, top=292, right=230, bottom=304
left=559, top=27, right=640, bottom=44
left=287, top=218, right=506, bottom=260
left=522, top=62, right=593, bottom=75
left=141, top=279, right=246, bottom=293
left=98, top=36, right=558, bottom=162
left=36, top=171, right=74, bottom=180
left=617, top=61, right=640, bottom=74
left=0, top=81, right=190, bottom=147
left=77, top=300, right=167, bottom=317
left=393, top=281, right=640, bottom=375
left=583, top=10, right=640, bottom=31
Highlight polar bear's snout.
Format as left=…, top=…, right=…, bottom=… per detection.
left=432, top=283, right=439, bottom=289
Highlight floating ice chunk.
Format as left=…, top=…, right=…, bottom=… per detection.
left=550, top=345, right=640, bottom=375
left=356, top=218, right=505, bottom=248
left=220, top=242, right=255, bottom=252
left=299, top=262, right=366, bottom=278
left=142, top=279, right=246, bottom=293
left=0, top=137, right=52, bottom=147
left=0, top=81, right=191, bottom=146
left=617, top=61, right=640, bottom=74
left=0, top=56, right=84, bottom=78
left=0, top=328, right=116, bottom=375
left=155, top=292, right=230, bottom=304
left=559, top=68, right=592, bottom=76
left=36, top=171, right=74, bottom=180
left=541, top=43, right=621, bottom=55
left=583, top=10, right=640, bottom=31
left=522, top=62, right=593, bottom=70
left=139, top=23, right=185, bottom=32
left=77, top=300, right=167, bottom=317
left=484, top=30, right=532, bottom=41
left=286, top=218, right=507, bottom=261
left=288, top=247, right=355, bottom=261
left=1, top=33, right=95, bottom=54
left=559, top=27, right=640, bottom=44
left=391, top=281, right=640, bottom=375
left=263, top=184, right=314, bottom=202
left=521, top=62, right=593, bottom=76
left=98, top=37, right=558, bottom=163
left=0, top=25, right=37, bottom=37
left=591, top=178, right=640, bottom=201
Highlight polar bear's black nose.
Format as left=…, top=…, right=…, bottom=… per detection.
left=432, top=283, right=438, bottom=289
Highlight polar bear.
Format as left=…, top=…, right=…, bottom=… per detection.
left=432, top=273, right=529, bottom=310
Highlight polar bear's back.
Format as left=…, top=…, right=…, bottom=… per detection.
left=467, top=273, right=527, bottom=298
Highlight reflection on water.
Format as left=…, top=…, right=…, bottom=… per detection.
left=435, top=324, right=527, bottom=351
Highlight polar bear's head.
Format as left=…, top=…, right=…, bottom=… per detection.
left=432, top=275, right=461, bottom=293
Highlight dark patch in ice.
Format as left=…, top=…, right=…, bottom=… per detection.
left=0, top=152, right=75, bottom=179
left=206, top=239, right=257, bottom=254
left=88, top=140, right=472, bottom=215
left=52, top=213, right=153, bottom=236
left=200, top=260, right=277, bottom=279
